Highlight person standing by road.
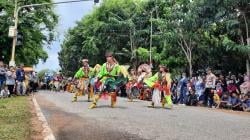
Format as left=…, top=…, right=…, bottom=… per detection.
left=178, top=72, right=188, bottom=105
left=0, top=61, right=6, bottom=89
left=204, top=68, right=216, bottom=107
left=16, top=64, right=26, bottom=95
left=6, top=66, right=16, bottom=96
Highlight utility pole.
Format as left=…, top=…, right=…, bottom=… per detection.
left=9, top=0, right=99, bottom=67
left=149, top=7, right=157, bottom=68
left=9, top=0, right=18, bottom=67
left=150, top=11, right=153, bottom=67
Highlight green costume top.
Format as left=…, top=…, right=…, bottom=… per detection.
left=144, top=72, right=172, bottom=88
left=74, top=67, right=94, bottom=79
left=97, top=63, right=121, bottom=82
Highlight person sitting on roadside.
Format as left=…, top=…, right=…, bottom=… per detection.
left=230, top=92, right=242, bottom=111
left=213, top=92, right=220, bottom=107
left=186, top=87, right=198, bottom=106
left=216, top=92, right=231, bottom=109
left=0, top=85, right=10, bottom=99
left=242, top=93, right=250, bottom=112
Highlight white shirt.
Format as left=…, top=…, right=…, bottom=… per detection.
left=0, top=89, right=10, bottom=97
left=205, top=73, right=216, bottom=88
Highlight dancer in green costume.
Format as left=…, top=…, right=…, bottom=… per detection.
left=72, top=59, right=94, bottom=102
left=89, top=52, right=122, bottom=109
left=144, top=65, right=173, bottom=109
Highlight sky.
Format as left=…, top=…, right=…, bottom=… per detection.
left=35, top=0, right=97, bottom=71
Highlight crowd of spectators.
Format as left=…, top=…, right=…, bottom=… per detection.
left=171, top=68, right=250, bottom=112
left=0, top=61, right=39, bottom=99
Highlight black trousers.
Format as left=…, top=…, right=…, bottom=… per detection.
left=203, top=88, right=214, bottom=107
left=7, top=85, right=15, bottom=96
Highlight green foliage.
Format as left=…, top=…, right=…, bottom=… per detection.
left=59, top=0, right=250, bottom=76
left=0, top=0, right=58, bottom=66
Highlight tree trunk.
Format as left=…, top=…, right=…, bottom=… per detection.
left=247, top=39, right=250, bottom=76
left=243, top=13, right=250, bottom=75
left=130, top=28, right=137, bottom=69
left=247, top=58, right=250, bottom=76
left=188, top=60, right=192, bottom=77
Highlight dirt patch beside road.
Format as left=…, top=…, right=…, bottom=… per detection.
left=29, top=97, right=45, bottom=140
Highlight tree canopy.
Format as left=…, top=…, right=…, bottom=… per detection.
left=59, top=0, right=249, bottom=76
left=0, top=0, right=58, bottom=66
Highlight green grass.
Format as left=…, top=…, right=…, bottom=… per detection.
left=0, top=96, right=31, bottom=140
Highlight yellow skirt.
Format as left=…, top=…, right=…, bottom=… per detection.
left=76, top=78, right=89, bottom=96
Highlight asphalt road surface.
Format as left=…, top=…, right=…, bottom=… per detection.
left=35, top=91, right=250, bottom=140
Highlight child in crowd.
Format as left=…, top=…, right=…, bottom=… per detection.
left=171, top=79, right=179, bottom=104
left=0, top=85, right=10, bottom=99
left=186, top=87, right=198, bottom=106
left=195, top=76, right=205, bottom=98
left=213, top=92, right=220, bottom=107
left=215, top=82, right=223, bottom=97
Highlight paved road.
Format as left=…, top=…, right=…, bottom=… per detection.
left=35, top=91, right=250, bottom=140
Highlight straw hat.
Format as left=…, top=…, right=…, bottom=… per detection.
left=105, top=52, right=113, bottom=57
left=81, top=59, right=89, bottom=62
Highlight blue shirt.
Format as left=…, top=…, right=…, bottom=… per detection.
left=230, top=97, right=241, bottom=105
left=195, top=81, right=205, bottom=96
left=16, top=68, right=25, bottom=82
left=0, top=67, right=6, bottom=81
left=179, top=77, right=188, bottom=89
left=221, top=95, right=230, bottom=102
left=243, top=99, right=250, bottom=107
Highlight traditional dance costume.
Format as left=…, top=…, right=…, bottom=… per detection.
left=72, top=65, right=94, bottom=102
left=89, top=62, right=121, bottom=109
left=126, top=73, right=138, bottom=102
left=145, top=72, right=173, bottom=108
left=137, top=64, right=152, bottom=100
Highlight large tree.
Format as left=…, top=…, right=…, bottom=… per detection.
left=196, top=0, right=250, bottom=74
left=59, top=0, right=248, bottom=76
left=0, top=0, right=58, bottom=66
